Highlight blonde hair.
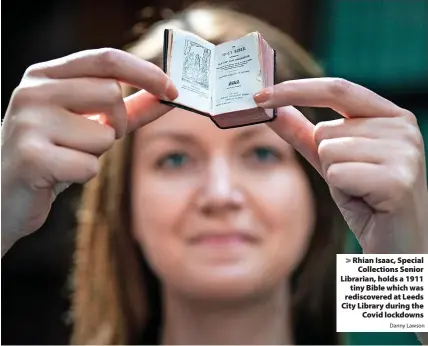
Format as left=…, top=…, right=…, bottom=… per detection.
left=72, top=4, right=344, bottom=345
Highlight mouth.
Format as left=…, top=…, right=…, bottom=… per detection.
left=188, top=231, right=259, bottom=246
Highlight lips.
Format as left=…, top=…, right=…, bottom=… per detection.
left=188, top=231, right=259, bottom=245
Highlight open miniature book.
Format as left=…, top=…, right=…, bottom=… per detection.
left=161, top=29, right=277, bottom=129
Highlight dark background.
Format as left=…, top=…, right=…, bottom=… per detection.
left=2, top=0, right=427, bottom=344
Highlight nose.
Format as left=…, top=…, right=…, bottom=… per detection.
left=195, top=157, right=244, bottom=215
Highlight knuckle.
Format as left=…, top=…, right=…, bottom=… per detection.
left=96, top=48, right=120, bottom=74
left=101, top=125, right=116, bottom=147
left=400, top=109, right=418, bottom=125
left=23, top=63, right=45, bottom=77
left=325, top=164, right=340, bottom=185
left=394, top=166, right=415, bottom=194
left=327, top=78, right=353, bottom=97
left=405, top=123, right=425, bottom=150
left=105, top=80, right=123, bottom=103
left=11, top=113, right=41, bottom=136
left=404, top=145, right=423, bottom=168
left=86, top=157, right=100, bottom=179
left=11, top=85, right=42, bottom=107
left=313, top=121, right=328, bottom=144
left=317, top=138, right=331, bottom=158
left=16, top=136, right=46, bottom=168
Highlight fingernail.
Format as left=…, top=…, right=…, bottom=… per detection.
left=164, top=79, right=179, bottom=101
left=254, top=88, right=272, bottom=105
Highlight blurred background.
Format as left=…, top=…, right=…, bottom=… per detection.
left=2, top=0, right=427, bottom=344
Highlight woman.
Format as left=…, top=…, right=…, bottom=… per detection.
left=2, top=5, right=427, bottom=345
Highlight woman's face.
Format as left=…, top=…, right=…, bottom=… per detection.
left=131, top=109, right=315, bottom=300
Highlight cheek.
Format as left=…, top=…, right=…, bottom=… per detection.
left=248, top=167, right=315, bottom=276
left=130, top=173, right=199, bottom=274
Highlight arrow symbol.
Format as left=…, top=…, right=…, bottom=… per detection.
left=346, top=258, right=351, bottom=263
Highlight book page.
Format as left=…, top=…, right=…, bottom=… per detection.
left=168, top=30, right=215, bottom=114
left=213, top=33, right=263, bottom=115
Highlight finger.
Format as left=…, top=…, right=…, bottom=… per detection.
left=19, top=140, right=99, bottom=186
left=267, top=106, right=322, bottom=174
left=123, top=89, right=173, bottom=133
left=313, top=116, right=422, bottom=147
left=254, top=78, right=405, bottom=119
left=43, top=78, right=171, bottom=137
left=325, top=162, right=404, bottom=212
left=58, top=86, right=173, bottom=136
left=318, top=137, right=407, bottom=175
left=41, top=77, right=128, bottom=138
left=27, top=48, right=178, bottom=101
left=44, top=109, right=116, bottom=156
left=47, top=145, right=99, bottom=184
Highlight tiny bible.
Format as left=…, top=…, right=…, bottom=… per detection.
left=161, top=29, right=277, bottom=129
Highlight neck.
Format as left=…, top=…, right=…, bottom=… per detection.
left=161, top=284, right=293, bottom=345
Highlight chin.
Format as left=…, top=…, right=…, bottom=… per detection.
left=175, top=266, right=284, bottom=302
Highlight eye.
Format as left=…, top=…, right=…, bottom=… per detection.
left=245, top=146, right=282, bottom=164
left=156, top=152, right=190, bottom=169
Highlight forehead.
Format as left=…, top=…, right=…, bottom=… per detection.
left=136, top=107, right=285, bottom=144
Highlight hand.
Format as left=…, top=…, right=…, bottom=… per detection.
left=1, top=48, right=178, bottom=256
left=254, top=78, right=428, bottom=254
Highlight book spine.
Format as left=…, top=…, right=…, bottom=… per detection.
left=273, top=49, right=277, bottom=118
left=162, top=29, right=169, bottom=74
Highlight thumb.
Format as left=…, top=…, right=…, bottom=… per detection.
left=267, top=106, right=322, bottom=175
left=124, top=90, right=173, bottom=134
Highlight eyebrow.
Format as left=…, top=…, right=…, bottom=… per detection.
left=141, top=131, right=199, bottom=145
left=141, top=127, right=267, bottom=146
left=234, top=127, right=265, bottom=141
